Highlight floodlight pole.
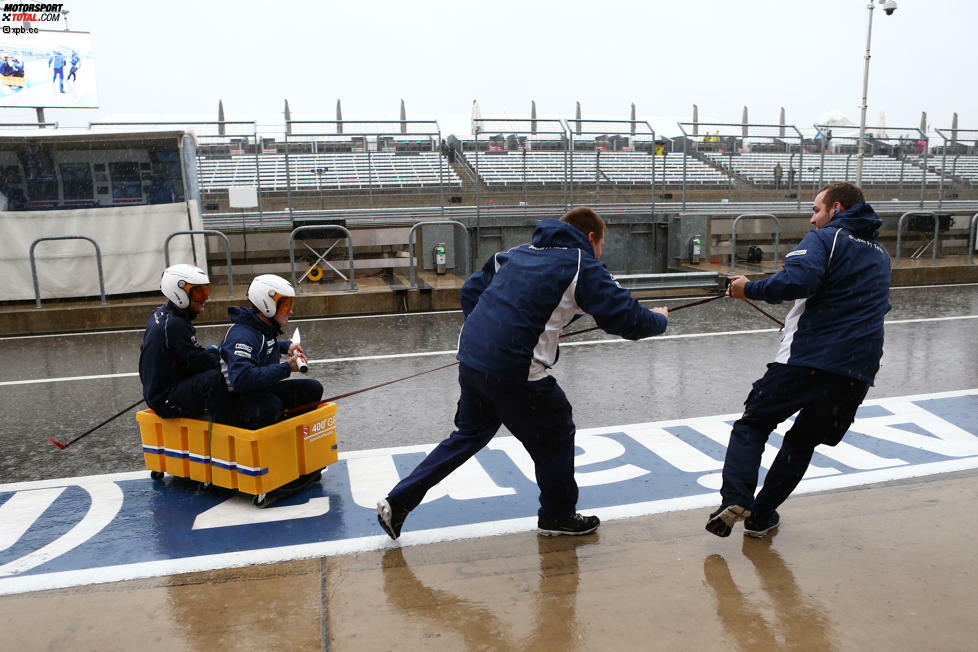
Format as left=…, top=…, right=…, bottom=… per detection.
left=855, top=0, right=875, bottom=186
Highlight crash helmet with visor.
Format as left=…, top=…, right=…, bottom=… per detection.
left=161, top=264, right=211, bottom=309
left=247, top=274, right=296, bottom=318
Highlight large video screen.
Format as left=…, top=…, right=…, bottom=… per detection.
left=0, top=31, right=98, bottom=108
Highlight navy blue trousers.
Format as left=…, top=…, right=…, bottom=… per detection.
left=721, top=363, right=869, bottom=517
left=156, top=368, right=231, bottom=423
left=233, top=378, right=323, bottom=429
left=389, top=363, right=578, bottom=519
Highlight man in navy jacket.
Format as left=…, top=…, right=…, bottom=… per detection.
left=139, top=265, right=229, bottom=421
left=219, top=274, right=322, bottom=429
left=707, top=182, right=891, bottom=538
left=377, top=207, right=669, bottom=540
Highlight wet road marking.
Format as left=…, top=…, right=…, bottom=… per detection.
left=2, top=314, right=976, bottom=387
left=0, top=388, right=976, bottom=596
left=3, top=284, right=974, bottom=342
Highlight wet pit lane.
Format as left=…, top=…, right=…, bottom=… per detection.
left=1, top=283, right=976, bottom=484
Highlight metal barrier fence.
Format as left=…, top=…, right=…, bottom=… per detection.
left=282, top=120, right=449, bottom=218
left=730, top=214, right=781, bottom=274
left=971, top=213, right=978, bottom=265
left=163, top=229, right=235, bottom=297
left=812, top=123, right=931, bottom=206
left=406, top=220, right=470, bottom=289
left=677, top=122, right=805, bottom=211
left=894, top=211, right=940, bottom=267
left=30, top=235, right=106, bottom=308
left=288, top=225, right=357, bottom=293
left=935, top=127, right=978, bottom=208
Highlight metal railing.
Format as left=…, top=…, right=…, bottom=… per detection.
left=894, top=211, right=939, bottom=267
left=407, top=220, right=470, bottom=289
left=730, top=214, right=781, bottom=274
left=613, top=272, right=720, bottom=291
left=30, top=236, right=106, bottom=308
left=970, top=213, right=978, bottom=265
left=289, top=225, right=358, bottom=292
left=164, top=229, right=234, bottom=297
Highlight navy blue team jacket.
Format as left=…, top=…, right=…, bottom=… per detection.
left=744, top=202, right=891, bottom=384
left=138, top=304, right=220, bottom=411
left=457, top=218, right=668, bottom=382
left=219, top=306, right=293, bottom=393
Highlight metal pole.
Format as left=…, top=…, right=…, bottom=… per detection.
left=919, top=136, right=928, bottom=209
left=567, top=132, right=580, bottom=206
left=797, top=136, right=804, bottom=211
left=938, top=133, right=947, bottom=208
left=367, top=151, right=373, bottom=208
left=898, top=157, right=905, bottom=200
left=969, top=212, right=977, bottom=265
left=438, top=131, right=445, bottom=218
left=253, top=123, right=264, bottom=225
left=594, top=148, right=600, bottom=205
left=950, top=153, right=959, bottom=197
left=682, top=133, right=688, bottom=209
left=650, top=128, right=656, bottom=217
left=855, top=0, right=875, bottom=186
left=284, top=126, right=294, bottom=221
left=819, top=131, right=825, bottom=188
left=522, top=146, right=527, bottom=205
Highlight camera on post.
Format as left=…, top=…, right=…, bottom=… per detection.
left=881, top=0, right=897, bottom=15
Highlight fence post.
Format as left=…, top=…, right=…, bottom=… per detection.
left=289, top=225, right=358, bottom=292
left=30, top=235, right=107, bottom=309
left=407, top=220, right=470, bottom=289
left=164, top=229, right=234, bottom=297
left=730, top=214, right=781, bottom=274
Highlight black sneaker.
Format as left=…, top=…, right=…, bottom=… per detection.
left=744, top=510, right=780, bottom=538
left=538, top=513, right=600, bottom=536
left=377, top=496, right=409, bottom=540
left=705, top=504, right=750, bottom=538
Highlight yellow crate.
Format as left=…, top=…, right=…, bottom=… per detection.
left=136, top=403, right=338, bottom=496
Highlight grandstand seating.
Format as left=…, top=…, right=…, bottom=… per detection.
left=704, top=152, right=947, bottom=186
left=196, top=152, right=462, bottom=193
left=910, top=155, right=978, bottom=184
left=461, top=151, right=727, bottom=186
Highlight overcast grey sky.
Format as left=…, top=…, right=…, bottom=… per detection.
left=5, top=0, right=976, bottom=138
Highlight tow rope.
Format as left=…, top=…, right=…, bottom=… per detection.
left=284, top=292, right=783, bottom=415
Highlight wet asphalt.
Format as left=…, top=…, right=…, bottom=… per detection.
left=1, top=284, right=976, bottom=484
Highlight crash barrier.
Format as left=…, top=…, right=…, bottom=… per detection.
left=163, top=229, right=235, bottom=297
left=289, top=224, right=357, bottom=292
left=730, top=214, right=781, bottom=274
left=612, top=272, right=721, bottom=291
left=137, top=402, right=338, bottom=507
left=894, top=211, right=940, bottom=268
left=407, top=220, right=470, bottom=289
left=30, top=235, right=106, bottom=309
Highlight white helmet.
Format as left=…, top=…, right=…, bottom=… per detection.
left=161, top=264, right=210, bottom=309
left=248, top=274, right=295, bottom=318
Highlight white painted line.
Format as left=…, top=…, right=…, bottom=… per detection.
left=1, top=455, right=976, bottom=597
left=0, top=372, right=140, bottom=386
left=2, top=314, right=977, bottom=387
left=1, top=284, right=973, bottom=342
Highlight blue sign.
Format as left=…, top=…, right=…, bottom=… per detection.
left=2, top=389, right=977, bottom=596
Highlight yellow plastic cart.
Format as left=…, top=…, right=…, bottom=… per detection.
left=137, top=402, right=338, bottom=506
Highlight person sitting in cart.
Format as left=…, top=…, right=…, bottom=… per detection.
left=139, top=264, right=230, bottom=422
left=219, top=274, right=323, bottom=429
